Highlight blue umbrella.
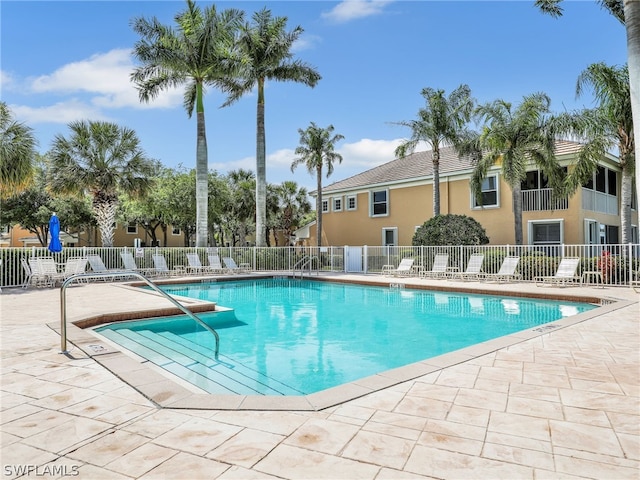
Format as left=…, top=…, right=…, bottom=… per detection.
left=48, top=213, right=63, bottom=253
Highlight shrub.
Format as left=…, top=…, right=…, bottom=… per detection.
left=412, top=214, right=489, bottom=246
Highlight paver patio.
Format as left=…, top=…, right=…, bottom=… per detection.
left=1, top=274, right=638, bottom=479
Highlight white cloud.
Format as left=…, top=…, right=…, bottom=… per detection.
left=292, top=34, right=322, bottom=53
left=338, top=137, right=404, bottom=167
left=210, top=155, right=255, bottom=174
left=322, top=0, right=395, bottom=24
left=29, top=49, right=182, bottom=109
left=1, top=70, right=15, bottom=91
left=9, top=100, right=111, bottom=125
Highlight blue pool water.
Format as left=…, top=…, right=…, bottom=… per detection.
left=95, top=278, right=596, bottom=395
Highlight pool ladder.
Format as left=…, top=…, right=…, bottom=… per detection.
left=293, top=255, right=319, bottom=278
left=59, top=271, right=220, bottom=359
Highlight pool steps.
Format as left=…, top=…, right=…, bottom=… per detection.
left=97, top=327, right=302, bottom=396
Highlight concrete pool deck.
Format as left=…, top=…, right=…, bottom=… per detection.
left=1, top=273, right=638, bottom=479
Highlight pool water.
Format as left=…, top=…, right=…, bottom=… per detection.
left=95, top=278, right=595, bottom=395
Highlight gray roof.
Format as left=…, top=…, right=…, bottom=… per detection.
left=322, top=139, right=586, bottom=194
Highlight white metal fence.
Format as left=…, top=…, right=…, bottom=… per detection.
left=1, top=243, right=638, bottom=289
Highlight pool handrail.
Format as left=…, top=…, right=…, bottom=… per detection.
left=293, top=255, right=319, bottom=278
left=59, top=271, right=220, bottom=359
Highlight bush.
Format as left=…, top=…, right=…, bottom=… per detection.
left=412, top=214, right=489, bottom=246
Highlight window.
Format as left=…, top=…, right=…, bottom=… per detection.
left=172, top=227, right=181, bottom=236
left=126, top=222, right=137, bottom=234
left=472, top=175, right=499, bottom=208
left=321, top=200, right=329, bottom=213
left=346, top=195, right=357, bottom=211
left=584, top=166, right=617, bottom=196
left=371, top=189, right=388, bottom=216
left=333, top=197, right=342, bottom=212
left=528, top=220, right=564, bottom=245
left=382, top=227, right=397, bottom=246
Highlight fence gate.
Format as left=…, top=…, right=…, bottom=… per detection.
left=345, top=246, right=364, bottom=273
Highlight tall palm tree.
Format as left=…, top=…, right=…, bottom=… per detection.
left=471, top=93, right=565, bottom=245
left=0, top=102, right=37, bottom=198
left=291, top=122, right=344, bottom=247
left=130, top=0, right=244, bottom=247
left=551, top=63, right=634, bottom=243
left=223, top=8, right=321, bottom=247
left=394, top=85, right=476, bottom=216
left=48, top=120, right=156, bottom=247
left=536, top=0, right=640, bottom=233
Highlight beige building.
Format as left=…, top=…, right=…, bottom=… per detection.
left=295, top=140, right=638, bottom=247
left=1, top=222, right=186, bottom=248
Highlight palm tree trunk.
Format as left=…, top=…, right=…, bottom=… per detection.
left=195, top=83, right=209, bottom=248
left=625, top=0, right=640, bottom=215
left=316, top=165, right=323, bottom=247
left=432, top=147, right=441, bottom=216
left=621, top=167, right=633, bottom=244
left=512, top=184, right=523, bottom=245
left=255, top=78, right=267, bottom=247
left=93, top=195, right=117, bottom=247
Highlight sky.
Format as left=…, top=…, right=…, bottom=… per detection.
left=1, top=0, right=628, bottom=193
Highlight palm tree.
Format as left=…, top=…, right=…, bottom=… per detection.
left=48, top=120, right=156, bottom=247
left=394, top=85, right=476, bottom=216
left=226, top=169, right=256, bottom=246
left=0, top=101, right=37, bottom=198
left=277, top=180, right=311, bottom=245
left=223, top=8, right=321, bottom=247
left=471, top=93, right=565, bottom=245
left=536, top=0, right=640, bottom=233
left=551, top=63, right=634, bottom=243
left=291, top=122, right=344, bottom=247
left=130, top=0, right=244, bottom=247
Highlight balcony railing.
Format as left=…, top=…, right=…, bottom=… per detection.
left=521, top=188, right=568, bottom=212
left=582, top=188, right=618, bottom=215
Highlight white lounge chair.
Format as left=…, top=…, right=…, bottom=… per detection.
left=481, top=256, right=521, bottom=283
left=87, top=254, right=119, bottom=281
left=207, top=254, right=227, bottom=274
left=152, top=254, right=180, bottom=277
left=456, top=253, right=485, bottom=281
left=383, top=258, right=414, bottom=277
left=535, top=257, right=581, bottom=287
left=120, top=251, right=155, bottom=277
left=25, top=257, right=50, bottom=288
left=185, top=253, right=212, bottom=275
left=421, top=254, right=449, bottom=279
left=222, top=257, right=250, bottom=274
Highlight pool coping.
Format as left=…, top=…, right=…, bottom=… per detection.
left=47, top=275, right=635, bottom=411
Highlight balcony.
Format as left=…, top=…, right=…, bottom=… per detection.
left=521, top=188, right=568, bottom=212
left=581, top=188, right=618, bottom=215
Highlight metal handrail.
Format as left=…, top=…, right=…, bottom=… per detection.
left=293, top=255, right=319, bottom=278
left=60, top=271, right=220, bottom=359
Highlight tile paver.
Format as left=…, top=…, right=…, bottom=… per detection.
left=1, top=274, right=638, bottom=479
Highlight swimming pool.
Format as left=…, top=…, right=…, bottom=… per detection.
left=95, top=278, right=596, bottom=396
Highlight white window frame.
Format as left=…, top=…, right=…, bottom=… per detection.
left=172, top=227, right=181, bottom=236
left=332, top=196, right=343, bottom=212
left=381, top=227, right=398, bottom=246
left=126, top=222, right=138, bottom=235
left=527, top=219, right=564, bottom=245
left=346, top=195, right=357, bottom=211
left=370, top=189, right=389, bottom=217
left=321, top=199, right=329, bottom=213
left=471, top=174, right=500, bottom=209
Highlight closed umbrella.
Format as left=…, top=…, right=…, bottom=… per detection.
left=48, top=213, right=63, bottom=253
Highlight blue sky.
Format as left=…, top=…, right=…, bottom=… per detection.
left=1, top=0, right=627, bottom=192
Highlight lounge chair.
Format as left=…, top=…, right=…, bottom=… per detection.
left=481, top=256, right=521, bottom=283
left=535, top=257, right=581, bottom=287
left=207, top=254, right=227, bottom=274
left=120, top=251, right=155, bottom=277
left=455, top=253, right=485, bottom=281
left=152, top=254, right=180, bottom=277
left=88, top=254, right=120, bottom=281
left=222, top=256, right=250, bottom=274
left=24, top=257, right=50, bottom=288
left=421, top=253, right=449, bottom=279
left=383, top=258, right=414, bottom=277
left=185, top=253, right=212, bottom=275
